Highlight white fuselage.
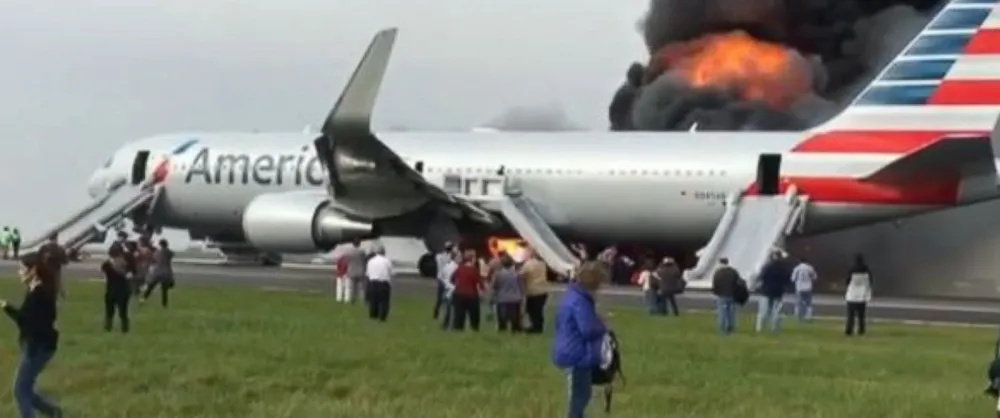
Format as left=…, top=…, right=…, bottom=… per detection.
left=88, top=130, right=1000, bottom=249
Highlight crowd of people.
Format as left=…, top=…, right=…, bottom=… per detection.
left=334, top=239, right=553, bottom=333
left=709, top=250, right=872, bottom=336
left=0, top=229, right=177, bottom=417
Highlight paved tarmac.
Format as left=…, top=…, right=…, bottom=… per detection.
left=0, top=256, right=996, bottom=326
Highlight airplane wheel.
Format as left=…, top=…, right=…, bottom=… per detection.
left=418, top=253, right=437, bottom=278
left=260, top=253, right=283, bottom=267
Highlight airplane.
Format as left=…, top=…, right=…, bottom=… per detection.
left=38, top=0, right=1000, bottom=287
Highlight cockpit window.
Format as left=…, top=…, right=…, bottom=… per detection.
left=103, top=156, right=113, bottom=168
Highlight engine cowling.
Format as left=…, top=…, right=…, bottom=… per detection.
left=242, top=192, right=372, bottom=253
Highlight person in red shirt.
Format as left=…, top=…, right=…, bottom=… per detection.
left=334, top=256, right=350, bottom=303
left=451, top=249, right=484, bottom=331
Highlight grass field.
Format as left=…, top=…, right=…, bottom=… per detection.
left=0, top=278, right=995, bottom=417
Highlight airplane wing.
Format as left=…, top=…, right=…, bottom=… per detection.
left=311, top=28, right=500, bottom=224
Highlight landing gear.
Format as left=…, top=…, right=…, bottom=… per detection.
left=218, top=246, right=283, bottom=267
left=418, top=253, right=436, bottom=278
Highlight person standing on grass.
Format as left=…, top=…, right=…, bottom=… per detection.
left=520, top=249, right=549, bottom=333
left=552, top=261, right=608, bottom=418
left=755, top=251, right=790, bottom=333
left=451, top=249, right=484, bottom=331
left=142, top=239, right=174, bottom=308
left=343, top=239, right=368, bottom=305
left=101, top=245, right=131, bottom=333
left=335, top=253, right=350, bottom=303
left=791, top=257, right=817, bottom=322
left=365, top=244, right=394, bottom=322
left=711, top=257, right=742, bottom=335
left=845, top=254, right=873, bottom=336
left=437, top=250, right=460, bottom=330
left=656, top=257, right=684, bottom=316
left=491, top=253, right=525, bottom=333
left=432, top=242, right=455, bottom=319
left=2, top=252, right=64, bottom=418
left=636, top=259, right=663, bottom=315
left=10, top=228, right=21, bottom=259
left=132, top=237, right=154, bottom=297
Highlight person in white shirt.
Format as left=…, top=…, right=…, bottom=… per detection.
left=790, top=258, right=818, bottom=322
left=365, top=244, right=394, bottom=322
left=844, top=254, right=873, bottom=336
left=636, top=259, right=664, bottom=315
left=432, top=242, right=455, bottom=320
left=437, top=251, right=459, bottom=330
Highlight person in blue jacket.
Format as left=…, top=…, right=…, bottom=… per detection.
left=552, top=261, right=608, bottom=418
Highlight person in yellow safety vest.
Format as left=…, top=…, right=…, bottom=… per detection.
left=0, top=226, right=11, bottom=260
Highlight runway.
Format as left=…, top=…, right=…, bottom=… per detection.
left=0, top=257, right=997, bottom=326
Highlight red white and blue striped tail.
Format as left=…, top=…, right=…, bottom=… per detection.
left=820, top=0, right=1000, bottom=132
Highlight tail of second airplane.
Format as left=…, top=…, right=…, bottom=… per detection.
left=819, top=0, right=1000, bottom=133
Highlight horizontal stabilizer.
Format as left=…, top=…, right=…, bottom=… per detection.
left=862, top=135, right=994, bottom=183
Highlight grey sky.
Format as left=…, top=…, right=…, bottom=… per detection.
left=0, top=0, right=648, bottom=242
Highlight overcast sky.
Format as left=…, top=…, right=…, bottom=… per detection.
left=0, top=0, right=648, bottom=244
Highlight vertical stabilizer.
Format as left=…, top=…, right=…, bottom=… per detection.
left=820, top=0, right=1000, bottom=132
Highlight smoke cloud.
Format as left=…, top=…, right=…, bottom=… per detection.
left=483, top=104, right=581, bottom=131
left=611, top=0, right=940, bottom=131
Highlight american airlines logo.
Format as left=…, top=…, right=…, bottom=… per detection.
left=184, top=147, right=326, bottom=186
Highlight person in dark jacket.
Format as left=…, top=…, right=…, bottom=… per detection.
left=756, top=251, right=791, bottom=333
left=656, top=257, right=684, bottom=316
left=2, top=252, right=64, bottom=418
left=142, top=239, right=174, bottom=308
left=552, top=261, right=608, bottom=418
left=711, top=258, right=742, bottom=335
left=102, top=246, right=132, bottom=333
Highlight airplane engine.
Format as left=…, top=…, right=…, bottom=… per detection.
left=241, top=192, right=372, bottom=253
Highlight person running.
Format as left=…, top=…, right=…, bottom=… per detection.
left=142, top=239, right=174, bottom=308
left=101, top=246, right=131, bottom=333
left=2, top=252, right=64, bottom=418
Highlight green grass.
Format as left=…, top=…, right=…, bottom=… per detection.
left=0, top=279, right=995, bottom=417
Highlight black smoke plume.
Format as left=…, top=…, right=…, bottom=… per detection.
left=610, top=0, right=941, bottom=131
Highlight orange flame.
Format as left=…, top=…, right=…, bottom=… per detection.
left=653, top=30, right=812, bottom=109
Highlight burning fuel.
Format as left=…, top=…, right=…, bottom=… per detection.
left=610, top=0, right=939, bottom=131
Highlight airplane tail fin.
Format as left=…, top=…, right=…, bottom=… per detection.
left=819, top=0, right=1000, bottom=132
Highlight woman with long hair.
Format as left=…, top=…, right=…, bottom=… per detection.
left=102, top=245, right=132, bottom=333
left=1, top=252, right=64, bottom=417
left=142, top=239, right=175, bottom=308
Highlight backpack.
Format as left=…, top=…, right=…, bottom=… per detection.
left=733, top=279, right=750, bottom=305
left=591, top=331, right=626, bottom=413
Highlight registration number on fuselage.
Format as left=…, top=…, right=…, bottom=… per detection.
left=692, top=191, right=727, bottom=201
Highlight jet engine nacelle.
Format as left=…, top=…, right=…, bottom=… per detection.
left=241, top=192, right=372, bottom=253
